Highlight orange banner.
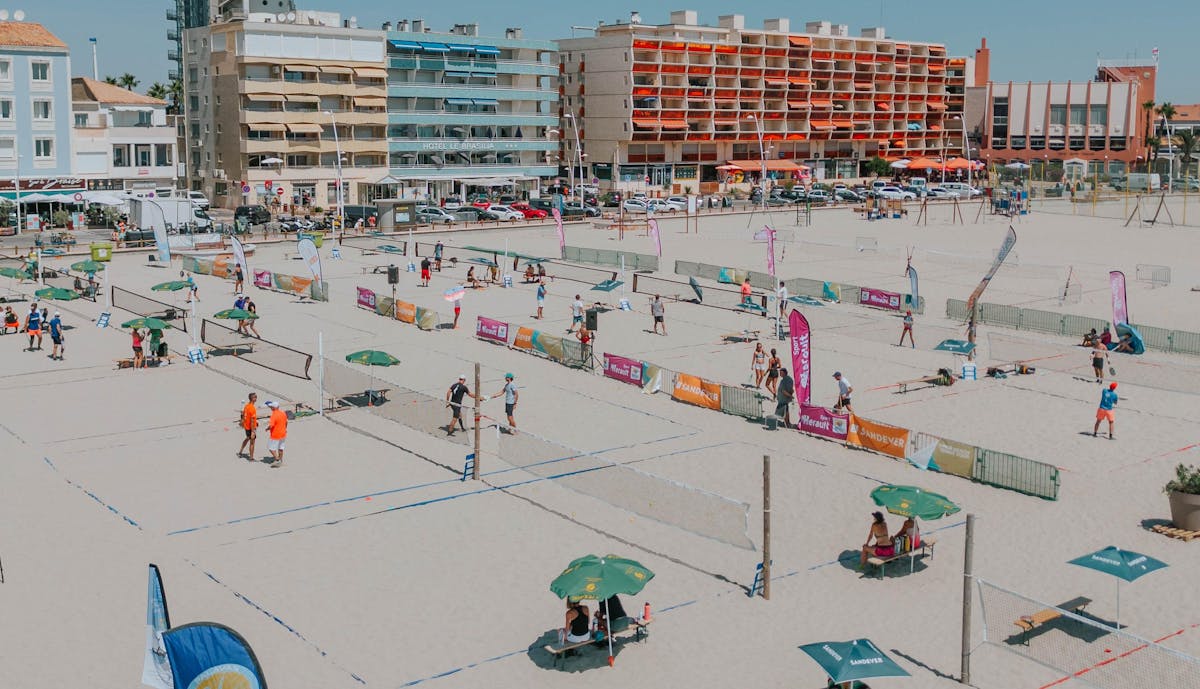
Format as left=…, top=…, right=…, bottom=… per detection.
left=672, top=373, right=722, bottom=410
left=395, top=300, right=417, bottom=324
left=212, top=256, right=231, bottom=278
left=513, top=326, right=535, bottom=351
left=847, top=415, right=910, bottom=459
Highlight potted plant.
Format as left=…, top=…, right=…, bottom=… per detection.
left=1165, top=463, right=1200, bottom=531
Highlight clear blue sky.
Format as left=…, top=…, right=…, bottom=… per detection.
left=32, top=1, right=1196, bottom=102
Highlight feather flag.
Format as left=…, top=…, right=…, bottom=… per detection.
left=647, top=218, right=662, bottom=257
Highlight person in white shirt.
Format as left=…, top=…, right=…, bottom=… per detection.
left=568, top=295, right=584, bottom=333
left=833, top=371, right=854, bottom=414
left=776, top=280, right=789, bottom=318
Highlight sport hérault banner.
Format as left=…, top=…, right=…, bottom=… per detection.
left=162, top=622, right=268, bottom=689
left=142, top=564, right=173, bottom=689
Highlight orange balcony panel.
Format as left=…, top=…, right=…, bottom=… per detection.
left=714, top=67, right=739, bottom=76
left=786, top=133, right=807, bottom=140
left=926, top=102, right=948, bottom=110
left=687, top=43, right=713, bottom=52
left=788, top=76, right=812, bottom=86
left=742, top=46, right=763, bottom=55
left=834, top=52, right=853, bottom=60
left=928, top=64, right=945, bottom=73
left=787, top=100, right=811, bottom=109
left=855, top=57, right=874, bottom=65
left=660, top=119, right=690, bottom=130
left=632, top=118, right=661, bottom=129
left=662, top=42, right=686, bottom=51
left=661, top=64, right=686, bottom=73
left=688, top=65, right=713, bottom=74
left=661, top=110, right=685, bottom=118
left=763, top=112, right=784, bottom=119
left=661, top=88, right=685, bottom=97
left=633, top=87, right=656, bottom=97
left=633, top=40, right=659, bottom=50
left=633, top=63, right=659, bottom=73
left=686, top=92, right=708, bottom=99
left=812, top=51, right=833, bottom=60
left=714, top=44, right=738, bottom=54
left=929, top=125, right=942, bottom=131
left=852, top=133, right=869, bottom=140
left=714, top=88, right=737, bottom=98
left=763, top=133, right=783, bottom=141
left=788, top=36, right=812, bottom=47
left=633, top=110, right=656, bottom=118
left=740, top=67, right=764, bottom=76
left=811, top=99, right=833, bottom=108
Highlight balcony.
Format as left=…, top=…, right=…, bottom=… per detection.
left=388, top=137, right=556, bottom=153
left=387, top=82, right=557, bottom=102
left=166, top=9, right=177, bottom=20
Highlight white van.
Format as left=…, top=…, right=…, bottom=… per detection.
left=908, top=177, right=928, bottom=188
left=940, top=182, right=980, bottom=197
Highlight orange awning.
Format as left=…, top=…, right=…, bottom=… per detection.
left=854, top=81, right=872, bottom=89
left=788, top=36, right=812, bottom=47
left=929, top=45, right=947, bottom=53
left=765, top=78, right=788, bottom=87
left=832, top=119, right=852, bottom=128
left=787, top=100, right=810, bottom=109
left=926, top=101, right=948, bottom=111
left=660, top=120, right=690, bottom=130
left=928, top=64, right=945, bottom=72
left=929, top=124, right=942, bottom=131
left=632, top=118, right=661, bottom=128
left=788, top=76, right=812, bottom=85
left=725, top=159, right=808, bottom=171
left=875, top=102, right=891, bottom=111
left=809, top=121, right=834, bottom=130
left=811, top=99, right=833, bottom=108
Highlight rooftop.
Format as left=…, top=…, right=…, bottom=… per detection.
left=72, top=77, right=166, bottom=106
left=0, top=21, right=67, bottom=49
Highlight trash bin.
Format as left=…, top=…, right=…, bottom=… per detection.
left=299, top=232, right=323, bottom=248
left=90, top=242, right=114, bottom=262
left=585, top=307, right=599, bottom=331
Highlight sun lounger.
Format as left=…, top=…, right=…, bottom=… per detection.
left=1013, top=596, right=1091, bottom=645
left=864, top=536, right=937, bottom=578
left=543, top=617, right=651, bottom=668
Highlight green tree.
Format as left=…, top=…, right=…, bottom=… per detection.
left=864, top=156, right=891, bottom=177
left=146, top=82, right=168, bottom=100
left=1147, top=135, right=1163, bottom=172
left=103, top=75, right=118, bottom=85
left=117, top=72, right=140, bottom=90
left=1141, top=99, right=1157, bottom=171
left=167, top=78, right=183, bottom=114
left=1175, top=129, right=1196, bottom=180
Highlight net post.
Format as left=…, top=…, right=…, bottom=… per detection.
left=762, top=454, right=771, bottom=600
left=472, top=362, right=481, bottom=480
left=961, top=512, right=975, bottom=684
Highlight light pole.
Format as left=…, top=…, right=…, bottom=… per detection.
left=564, top=112, right=583, bottom=203
left=12, top=148, right=22, bottom=236
left=954, top=114, right=971, bottom=190
left=746, top=114, right=766, bottom=212
left=324, top=110, right=345, bottom=231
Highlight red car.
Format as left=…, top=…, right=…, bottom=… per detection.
left=510, top=202, right=548, bottom=219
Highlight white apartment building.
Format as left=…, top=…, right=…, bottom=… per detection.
left=71, top=78, right=179, bottom=192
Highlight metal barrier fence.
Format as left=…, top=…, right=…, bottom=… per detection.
left=1135, top=263, right=1171, bottom=287
left=564, top=245, right=659, bottom=272
left=475, top=316, right=592, bottom=371
left=974, top=448, right=1060, bottom=499
left=111, top=287, right=188, bottom=332
left=338, top=236, right=408, bottom=257
left=200, top=318, right=312, bottom=379
left=718, top=383, right=766, bottom=420
left=541, top=260, right=618, bottom=288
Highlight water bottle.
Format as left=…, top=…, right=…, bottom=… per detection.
left=643, top=602, right=651, bottom=622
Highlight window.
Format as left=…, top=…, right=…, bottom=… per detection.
left=31, top=61, right=50, bottom=81
left=0, top=59, right=9, bottom=81
left=138, top=111, right=152, bottom=126
left=32, top=99, right=52, bottom=120
left=113, top=144, right=131, bottom=167
left=0, top=137, right=13, bottom=160
left=1049, top=104, right=1067, bottom=126
left=1069, top=105, right=1086, bottom=126
left=0, top=99, right=11, bottom=120
left=135, top=144, right=152, bottom=166
left=74, top=114, right=88, bottom=127
left=1089, top=104, right=1107, bottom=126
left=34, top=138, right=53, bottom=158
left=155, top=144, right=172, bottom=166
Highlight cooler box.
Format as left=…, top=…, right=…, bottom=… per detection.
left=961, top=362, right=977, bottom=381
left=764, top=415, right=780, bottom=431
left=90, top=242, right=114, bottom=262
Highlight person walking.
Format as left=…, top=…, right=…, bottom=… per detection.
left=1093, top=382, right=1118, bottom=439
left=491, top=372, right=519, bottom=434
left=444, top=374, right=475, bottom=435
left=775, top=367, right=795, bottom=428
left=1091, top=339, right=1109, bottom=383
left=776, top=280, right=789, bottom=319
left=751, top=342, right=768, bottom=388
left=47, top=311, right=64, bottom=360
left=765, top=348, right=781, bottom=398
left=183, top=271, right=198, bottom=303
left=833, top=371, right=854, bottom=414
left=233, top=293, right=248, bottom=334
left=898, top=310, right=915, bottom=348
left=244, top=296, right=261, bottom=338
left=567, top=294, right=584, bottom=333
left=265, top=400, right=287, bottom=467
left=452, top=298, right=462, bottom=329
left=238, top=392, right=259, bottom=460
left=575, top=324, right=593, bottom=365
left=651, top=295, right=666, bottom=335
left=433, top=241, right=444, bottom=271
left=535, top=279, right=546, bottom=319
left=24, top=303, right=43, bottom=351
left=740, top=277, right=753, bottom=306
left=233, top=263, right=244, bottom=294
left=420, top=257, right=432, bottom=287
left=131, top=329, right=146, bottom=369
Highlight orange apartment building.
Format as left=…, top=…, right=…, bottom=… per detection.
left=556, top=10, right=970, bottom=192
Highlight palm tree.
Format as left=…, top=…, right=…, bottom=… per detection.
left=1141, top=100, right=1157, bottom=171
left=1147, top=135, right=1163, bottom=174
left=103, top=75, right=118, bottom=85
left=146, top=82, right=168, bottom=100
left=1176, top=129, right=1197, bottom=181
left=168, top=78, right=183, bottom=114
left=117, top=72, right=140, bottom=91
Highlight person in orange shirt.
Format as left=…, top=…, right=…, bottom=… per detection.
left=238, top=392, right=258, bottom=461
left=265, top=400, right=287, bottom=467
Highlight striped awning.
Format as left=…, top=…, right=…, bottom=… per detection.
left=389, top=40, right=421, bottom=50
left=474, top=45, right=501, bottom=56
left=418, top=42, right=450, bottom=53
left=355, top=67, right=388, bottom=79
left=286, top=123, right=324, bottom=133
left=245, top=93, right=285, bottom=102
left=321, top=65, right=353, bottom=74
left=247, top=123, right=286, bottom=132
left=284, top=64, right=318, bottom=73
left=286, top=94, right=320, bottom=103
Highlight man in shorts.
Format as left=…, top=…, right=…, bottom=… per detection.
left=833, top=371, right=854, bottom=414
left=1093, top=382, right=1118, bottom=439
left=233, top=263, right=245, bottom=294
left=47, top=311, right=64, bottom=360
left=776, top=281, right=789, bottom=319
left=445, top=374, right=474, bottom=435
left=433, top=241, right=444, bottom=271
left=775, top=367, right=795, bottom=428
left=535, top=279, right=546, bottom=319
left=238, top=392, right=258, bottom=460
left=740, top=278, right=753, bottom=306
left=452, top=299, right=462, bottom=329
left=24, top=303, right=42, bottom=351
left=420, top=257, right=432, bottom=287
left=568, top=295, right=584, bottom=333
left=1091, top=339, right=1109, bottom=383
left=265, top=400, right=287, bottom=467
left=651, top=295, right=666, bottom=335
left=491, top=373, right=519, bottom=434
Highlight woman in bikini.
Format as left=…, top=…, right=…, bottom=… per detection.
left=751, top=342, right=768, bottom=388
left=765, top=348, right=782, bottom=398
left=860, top=511, right=894, bottom=569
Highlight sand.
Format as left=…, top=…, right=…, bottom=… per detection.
left=2, top=196, right=1199, bottom=689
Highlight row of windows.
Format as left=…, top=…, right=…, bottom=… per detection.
left=112, top=144, right=173, bottom=167
left=0, top=59, right=53, bottom=82
left=993, top=98, right=1112, bottom=127
left=0, top=136, right=55, bottom=159
left=0, top=97, right=57, bottom=121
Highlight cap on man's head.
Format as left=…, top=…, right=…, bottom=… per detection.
left=505, top=372, right=514, bottom=379
left=264, top=400, right=279, bottom=408
left=833, top=371, right=842, bottom=378
left=458, top=374, right=467, bottom=380
left=1110, top=382, right=1118, bottom=390
left=54, top=311, right=60, bottom=316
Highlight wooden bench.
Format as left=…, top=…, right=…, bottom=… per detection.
left=543, top=616, right=651, bottom=668
left=897, top=375, right=944, bottom=393
left=1013, top=596, right=1092, bottom=645
left=865, top=536, right=937, bottom=578
left=360, top=265, right=394, bottom=274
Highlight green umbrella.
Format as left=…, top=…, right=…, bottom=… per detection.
left=34, top=287, right=79, bottom=301
left=121, top=317, right=173, bottom=331
left=870, top=484, right=960, bottom=521
left=934, top=338, right=976, bottom=355
left=1068, top=546, right=1167, bottom=628
left=151, top=281, right=191, bottom=292
left=0, top=266, right=30, bottom=279
left=799, top=638, right=910, bottom=687
left=344, top=350, right=401, bottom=367
left=550, top=554, right=654, bottom=667
left=213, top=308, right=258, bottom=320
left=70, top=259, right=105, bottom=273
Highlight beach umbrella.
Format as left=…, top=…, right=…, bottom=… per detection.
left=933, top=338, right=975, bottom=355
left=870, top=485, right=960, bottom=521
left=889, top=159, right=911, bottom=169
left=121, top=317, right=172, bottom=331
left=70, top=259, right=104, bottom=273
left=799, top=638, right=910, bottom=687
left=152, top=280, right=191, bottom=292
left=34, top=287, right=79, bottom=301
left=591, top=279, right=623, bottom=292
left=443, top=285, right=466, bottom=302
left=213, top=308, right=258, bottom=320
left=1068, top=546, right=1167, bottom=628
left=944, top=158, right=973, bottom=170
left=907, top=157, right=941, bottom=170
left=550, top=554, right=654, bottom=666
left=466, top=257, right=498, bottom=267
left=344, top=350, right=401, bottom=367
left=688, top=276, right=703, bottom=303
left=1005, top=161, right=1031, bottom=170
left=0, top=266, right=30, bottom=279
left=736, top=301, right=766, bottom=314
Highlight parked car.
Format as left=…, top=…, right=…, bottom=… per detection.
left=187, top=191, right=211, bottom=210
left=510, top=202, right=548, bottom=219
left=926, top=187, right=961, bottom=199
left=452, top=207, right=488, bottom=222
left=646, top=198, right=680, bottom=213
left=564, top=202, right=601, bottom=217
left=805, top=189, right=830, bottom=204
left=483, top=204, right=525, bottom=221
left=622, top=199, right=649, bottom=213
left=940, top=182, right=981, bottom=197
left=416, top=207, right=456, bottom=224
left=443, top=196, right=463, bottom=210
left=600, top=191, right=624, bottom=207
left=469, top=195, right=493, bottom=209
left=902, top=185, right=929, bottom=198
left=235, top=205, right=271, bottom=225
left=664, top=196, right=691, bottom=210
left=498, top=194, right=518, bottom=205
left=1171, top=177, right=1200, bottom=191
left=878, top=186, right=917, bottom=200
left=631, top=192, right=648, bottom=200
left=835, top=189, right=863, bottom=202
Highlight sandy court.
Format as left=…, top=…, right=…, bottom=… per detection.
left=2, top=197, right=1200, bottom=689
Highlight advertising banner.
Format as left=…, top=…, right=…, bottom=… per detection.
left=967, top=225, right=1017, bottom=311
left=210, top=256, right=231, bottom=279
left=602, top=353, right=644, bottom=386
left=553, top=208, right=565, bottom=259
left=395, top=299, right=417, bottom=323
left=932, top=437, right=977, bottom=478
left=273, top=273, right=312, bottom=294
left=846, top=415, right=910, bottom=460
left=1110, top=270, right=1128, bottom=325
left=253, top=269, right=272, bottom=289
left=514, top=326, right=564, bottom=361
left=906, top=264, right=919, bottom=309
left=475, top=316, right=509, bottom=343
left=141, top=564, right=173, bottom=689
left=162, top=623, right=268, bottom=689
left=648, top=218, right=662, bottom=257
left=297, top=237, right=322, bottom=280
left=356, top=286, right=377, bottom=310
left=797, top=404, right=849, bottom=441
left=672, top=373, right=722, bottom=410
left=152, top=221, right=171, bottom=264
left=765, top=226, right=776, bottom=277
left=788, top=310, right=812, bottom=405
left=230, top=236, right=249, bottom=283
left=859, top=287, right=902, bottom=310
left=641, top=363, right=664, bottom=393
left=415, top=306, right=438, bottom=331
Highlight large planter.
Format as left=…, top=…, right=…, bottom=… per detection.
left=1168, top=490, right=1200, bottom=531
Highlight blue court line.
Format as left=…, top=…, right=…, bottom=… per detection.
left=41, top=456, right=141, bottom=530
left=190, top=560, right=366, bottom=685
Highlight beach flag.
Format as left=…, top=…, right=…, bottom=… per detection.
left=1109, top=270, right=1128, bottom=325
left=906, top=264, right=919, bottom=309
left=230, top=236, right=249, bottom=283
left=297, top=237, right=322, bottom=281
left=162, top=623, right=267, bottom=689
left=765, top=226, right=776, bottom=277
left=552, top=208, right=565, bottom=259
left=648, top=218, right=662, bottom=257
left=141, top=564, right=173, bottom=689
left=789, top=310, right=812, bottom=405
left=966, top=226, right=1017, bottom=312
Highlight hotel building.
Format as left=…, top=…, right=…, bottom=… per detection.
left=557, top=10, right=969, bottom=192
left=71, top=78, right=179, bottom=193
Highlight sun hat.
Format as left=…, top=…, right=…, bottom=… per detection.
left=264, top=400, right=279, bottom=408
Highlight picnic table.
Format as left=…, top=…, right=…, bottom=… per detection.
left=1013, top=596, right=1092, bottom=646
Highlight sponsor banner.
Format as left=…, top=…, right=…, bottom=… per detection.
left=822, top=281, right=841, bottom=302
left=395, top=299, right=417, bottom=323
left=648, top=218, right=662, bottom=257
left=476, top=316, right=510, bottom=344
left=765, top=226, right=776, bottom=277
left=1110, top=270, right=1128, bottom=325
left=906, top=264, right=919, bottom=308
left=273, top=273, right=312, bottom=294
left=162, top=623, right=268, bottom=689
left=141, top=564, right=173, bottom=689
left=415, top=306, right=438, bottom=331
left=797, top=404, right=849, bottom=441
left=356, top=287, right=377, bottom=310
left=253, top=269, right=272, bottom=289
left=603, top=353, right=644, bottom=386
left=231, top=236, right=249, bottom=282
left=514, top=326, right=564, bottom=361
left=152, top=222, right=171, bottom=264
left=967, top=225, right=1017, bottom=311
left=846, top=415, right=910, bottom=460
left=375, top=296, right=395, bottom=318
left=672, top=373, right=722, bottom=410
left=859, top=287, right=902, bottom=311
left=641, top=363, right=664, bottom=393
left=789, top=310, right=812, bottom=405
left=553, top=208, right=565, bottom=258
left=932, top=437, right=977, bottom=478
left=297, top=237, right=322, bottom=281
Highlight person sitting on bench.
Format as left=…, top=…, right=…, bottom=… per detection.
left=564, top=600, right=592, bottom=644
left=1081, top=329, right=1099, bottom=347
left=594, top=594, right=628, bottom=640
left=524, top=265, right=536, bottom=283
left=895, top=517, right=919, bottom=550
left=466, top=266, right=482, bottom=289
left=1114, top=334, right=1135, bottom=353
left=860, top=511, right=894, bottom=569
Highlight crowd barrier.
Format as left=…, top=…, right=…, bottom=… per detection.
left=356, top=286, right=440, bottom=331
left=475, top=315, right=591, bottom=370
left=564, top=245, right=659, bottom=272
left=199, top=318, right=313, bottom=379
left=252, top=269, right=329, bottom=302
left=601, top=353, right=766, bottom=421
left=110, top=287, right=189, bottom=332
left=182, top=255, right=234, bottom=279
left=947, top=298, right=1200, bottom=357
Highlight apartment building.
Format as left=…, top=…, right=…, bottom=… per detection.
left=71, top=78, right=179, bottom=192
left=557, top=10, right=968, bottom=192
left=183, top=11, right=389, bottom=210
left=384, top=19, right=558, bottom=199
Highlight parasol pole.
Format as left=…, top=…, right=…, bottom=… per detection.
left=960, top=513, right=975, bottom=685
left=605, top=597, right=614, bottom=666
left=317, top=331, right=324, bottom=416
left=1116, top=580, right=1120, bottom=630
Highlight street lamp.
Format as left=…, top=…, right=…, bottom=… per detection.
left=746, top=114, right=767, bottom=212
left=324, top=110, right=345, bottom=231
left=953, top=114, right=971, bottom=190
left=564, top=112, right=583, bottom=202
left=12, top=150, right=22, bottom=236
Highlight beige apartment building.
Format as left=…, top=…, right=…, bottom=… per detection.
left=558, top=10, right=969, bottom=192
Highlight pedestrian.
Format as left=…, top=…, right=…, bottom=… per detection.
left=244, top=296, right=261, bottom=338
left=238, top=392, right=258, bottom=460
left=575, top=324, right=593, bottom=364
left=567, top=294, right=583, bottom=333
left=776, top=281, right=789, bottom=319
left=48, top=311, right=64, bottom=360
left=651, top=294, right=666, bottom=335
left=181, top=271, right=198, bottom=303
left=265, top=400, right=287, bottom=467
left=833, top=371, right=854, bottom=414
left=898, top=310, right=915, bottom=348
left=1091, top=339, right=1109, bottom=383
left=354, top=217, right=365, bottom=234
left=740, top=277, right=753, bottom=306
left=420, top=256, right=432, bottom=287
left=444, top=374, right=474, bottom=435
left=434, top=241, right=444, bottom=271
left=233, top=293, right=247, bottom=334
left=1093, top=382, right=1118, bottom=439
left=775, top=367, right=795, bottom=428
left=452, top=298, right=462, bottom=329
left=233, top=263, right=244, bottom=294
left=131, top=329, right=145, bottom=369
left=24, top=302, right=43, bottom=351
left=491, top=372, right=519, bottom=434
left=535, top=278, right=546, bottom=319
left=766, top=348, right=781, bottom=398
left=751, top=342, right=767, bottom=388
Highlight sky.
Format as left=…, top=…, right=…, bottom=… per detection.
left=29, top=0, right=1199, bottom=102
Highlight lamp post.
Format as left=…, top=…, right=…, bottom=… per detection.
left=324, top=110, right=345, bottom=231
left=12, top=148, right=22, bottom=236
left=564, top=112, right=583, bottom=203
left=746, top=114, right=767, bottom=212
left=954, top=114, right=971, bottom=190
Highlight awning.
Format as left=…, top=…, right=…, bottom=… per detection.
left=321, top=65, right=353, bottom=74
left=389, top=39, right=422, bottom=51
left=354, top=96, right=387, bottom=106
left=787, top=100, right=810, bottom=109
left=474, top=45, right=501, bottom=56
left=445, top=98, right=474, bottom=106
left=724, top=159, right=807, bottom=171
left=110, top=105, right=155, bottom=112
left=286, top=94, right=320, bottom=103
left=355, top=67, right=388, bottom=79
left=788, top=36, right=812, bottom=47
left=444, top=71, right=471, bottom=79
left=660, top=120, right=690, bottom=130
left=286, top=123, right=324, bottom=133
left=472, top=98, right=499, bottom=106
left=832, top=119, right=852, bottom=129
left=928, top=64, right=945, bottom=72
left=284, top=64, right=319, bottom=73
left=926, top=101, right=948, bottom=111
left=788, top=76, right=812, bottom=85
left=632, top=118, right=661, bottom=129
left=447, top=44, right=476, bottom=53
left=854, top=81, right=872, bottom=89
left=809, top=121, right=834, bottom=130
left=811, top=99, right=833, bottom=108
left=471, top=72, right=497, bottom=79
left=765, top=78, right=788, bottom=87
left=245, top=93, right=285, bottom=102
left=247, top=123, right=287, bottom=132
left=419, top=42, right=450, bottom=53
left=876, top=102, right=891, bottom=111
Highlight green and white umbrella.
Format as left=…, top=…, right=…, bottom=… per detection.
left=70, top=259, right=105, bottom=273
left=344, top=350, right=401, bottom=367
left=34, top=287, right=79, bottom=302
left=121, top=317, right=173, bottom=331
left=151, top=280, right=191, bottom=292
left=1068, top=546, right=1167, bottom=628
left=213, top=308, right=258, bottom=320
left=0, top=266, right=30, bottom=279
left=799, top=638, right=910, bottom=687
left=550, top=554, right=654, bottom=666
left=870, top=485, right=960, bottom=521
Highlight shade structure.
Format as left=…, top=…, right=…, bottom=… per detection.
left=1068, top=546, right=1167, bottom=628
left=121, top=317, right=173, bottom=331
left=889, top=159, right=911, bottom=169
left=0, top=266, right=31, bottom=279
left=906, top=157, right=942, bottom=170
left=443, top=286, right=466, bottom=302
left=933, top=338, right=976, bottom=355
left=34, top=287, right=79, bottom=301
left=151, top=281, right=191, bottom=292
left=550, top=554, right=655, bottom=667
left=591, top=280, right=623, bottom=292
left=70, top=259, right=104, bottom=273
left=799, top=638, right=910, bottom=686
left=212, top=308, right=258, bottom=320
left=943, top=158, right=973, bottom=170
left=870, top=485, right=960, bottom=521
left=1004, top=161, right=1031, bottom=170
left=344, top=350, right=401, bottom=367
